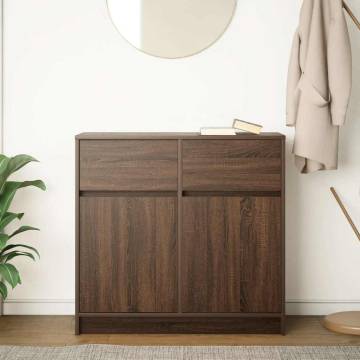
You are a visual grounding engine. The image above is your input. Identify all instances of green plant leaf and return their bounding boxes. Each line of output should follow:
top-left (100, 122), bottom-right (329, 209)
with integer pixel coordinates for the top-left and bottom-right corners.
top-left (0, 155), bottom-right (10, 188)
top-left (0, 180), bottom-right (46, 219)
top-left (0, 263), bottom-right (20, 288)
top-left (21, 180), bottom-right (46, 191)
top-left (7, 154), bottom-right (39, 176)
top-left (0, 155), bottom-right (10, 168)
top-left (0, 155), bottom-right (39, 193)
top-left (2, 251), bottom-right (36, 262)
top-left (0, 281), bottom-right (7, 300)
top-left (0, 212), bottom-right (24, 232)
top-left (0, 234), bottom-right (9, 250)
top-left (0, 244), bottom-right (40, 259)
top-left (9, 226), bottom-right (39, 239)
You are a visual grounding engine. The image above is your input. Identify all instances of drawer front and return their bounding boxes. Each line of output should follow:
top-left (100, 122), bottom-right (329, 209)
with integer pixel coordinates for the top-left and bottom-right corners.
top-left (80, 140), bottom-right (178, 191)
top-left (182, 140), bottom-right (282, 191)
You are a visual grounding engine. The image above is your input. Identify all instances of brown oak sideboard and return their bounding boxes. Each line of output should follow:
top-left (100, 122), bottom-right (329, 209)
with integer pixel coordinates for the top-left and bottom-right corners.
top-left (75, 132), bottom-right (285, 334)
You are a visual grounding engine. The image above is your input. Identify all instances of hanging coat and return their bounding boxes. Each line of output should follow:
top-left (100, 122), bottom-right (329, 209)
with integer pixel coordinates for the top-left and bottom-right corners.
top-left (286, 0), bottom-right (352, 173)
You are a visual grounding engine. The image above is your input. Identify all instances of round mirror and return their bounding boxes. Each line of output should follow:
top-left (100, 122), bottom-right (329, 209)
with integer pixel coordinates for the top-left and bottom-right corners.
top-left (107, 0), bottom-right (237, 59)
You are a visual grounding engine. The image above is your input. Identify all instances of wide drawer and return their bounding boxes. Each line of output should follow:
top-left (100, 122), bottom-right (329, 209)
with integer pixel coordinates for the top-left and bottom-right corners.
top-left (80, 140), bottom-right (178, 191)
top-left (182, 140), bottom-right (282, 191)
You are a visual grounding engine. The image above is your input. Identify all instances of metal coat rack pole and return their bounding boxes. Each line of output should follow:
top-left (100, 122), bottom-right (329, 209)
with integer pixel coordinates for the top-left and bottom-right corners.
top-left (343, 1), bottom-right (360, 31)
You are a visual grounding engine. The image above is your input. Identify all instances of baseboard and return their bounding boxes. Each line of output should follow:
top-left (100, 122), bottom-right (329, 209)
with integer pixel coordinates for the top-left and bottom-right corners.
top-left (3, 299), bottom-right (75, 315)
top-left (286, 300), bottom-right (360, 316)
top-left (3, 299), bottom-right (360, 316)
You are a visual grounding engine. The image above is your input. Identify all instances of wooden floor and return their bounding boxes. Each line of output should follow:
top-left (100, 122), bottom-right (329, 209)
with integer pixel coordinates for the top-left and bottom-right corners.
top-left (0, 316), bottom-right (359, 346)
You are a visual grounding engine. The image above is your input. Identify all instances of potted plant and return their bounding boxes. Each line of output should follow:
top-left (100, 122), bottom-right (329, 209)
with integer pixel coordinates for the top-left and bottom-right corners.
top-left (0, 154), bottom-right (46, 314)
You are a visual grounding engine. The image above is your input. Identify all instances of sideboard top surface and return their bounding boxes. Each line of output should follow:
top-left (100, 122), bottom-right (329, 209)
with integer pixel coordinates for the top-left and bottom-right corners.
top-left (76, 132), bottom-right (285, 140)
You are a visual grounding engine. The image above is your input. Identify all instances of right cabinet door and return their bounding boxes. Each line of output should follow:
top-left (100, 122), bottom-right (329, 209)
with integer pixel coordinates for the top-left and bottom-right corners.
top-left (181, 196), bottom-right (282, 313)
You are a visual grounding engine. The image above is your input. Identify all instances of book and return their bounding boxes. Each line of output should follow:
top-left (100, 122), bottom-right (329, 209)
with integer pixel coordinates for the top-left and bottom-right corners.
top-left (232, 119), bottom-right (263, 135)
top-left (200, 127), bottom-right (238, 136)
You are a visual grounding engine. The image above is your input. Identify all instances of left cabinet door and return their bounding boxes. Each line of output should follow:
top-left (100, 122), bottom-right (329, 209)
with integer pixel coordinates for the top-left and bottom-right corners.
top-left (79, 196), bottom-right (178, 313)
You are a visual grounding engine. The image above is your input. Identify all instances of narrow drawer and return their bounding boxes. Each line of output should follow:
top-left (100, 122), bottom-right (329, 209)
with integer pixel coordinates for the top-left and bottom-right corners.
top-left (182, 140), bottom-right (282, 191)
top-left (80, 140), bottom-right (178, 191)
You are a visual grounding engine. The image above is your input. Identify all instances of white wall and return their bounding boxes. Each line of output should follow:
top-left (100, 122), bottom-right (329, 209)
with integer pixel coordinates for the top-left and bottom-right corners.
top-left (2, 0), bottom-right (360, 315)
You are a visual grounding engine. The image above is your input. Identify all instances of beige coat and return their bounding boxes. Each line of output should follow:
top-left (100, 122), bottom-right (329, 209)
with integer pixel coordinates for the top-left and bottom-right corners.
top-left (287, 0), bottom-right (352, 173)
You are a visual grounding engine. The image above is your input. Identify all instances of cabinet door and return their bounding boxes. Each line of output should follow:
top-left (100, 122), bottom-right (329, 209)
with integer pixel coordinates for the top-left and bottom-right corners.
top-left (182, 196), bottom-right (281, 313)
top-left (80, 196), bottom-right (177, 313)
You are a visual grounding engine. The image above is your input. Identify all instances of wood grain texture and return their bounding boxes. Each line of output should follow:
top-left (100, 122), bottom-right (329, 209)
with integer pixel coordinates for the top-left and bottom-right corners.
top-left (77, 133), bottom-right (285, 334)
top-left (79, 317), bottom-right (281, 334)
top-left (181, 197), bottom-right (281, 313)
top-left (240, 197), bottom-right (282, 313)
top-left (79, 196), bottom-right (178, 313)
top-left (75, 139), bottom-right (80, 334)
top-left (182, 140), bottom-right (282, 191)
top-left (80, 140), bottom-right (178, 191)
top-left (281, 137), bottom-right (286, 331)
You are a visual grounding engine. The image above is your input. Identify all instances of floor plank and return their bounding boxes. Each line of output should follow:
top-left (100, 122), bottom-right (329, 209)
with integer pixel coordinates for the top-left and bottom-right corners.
top-left (0, 316), bottom-right (359, 346)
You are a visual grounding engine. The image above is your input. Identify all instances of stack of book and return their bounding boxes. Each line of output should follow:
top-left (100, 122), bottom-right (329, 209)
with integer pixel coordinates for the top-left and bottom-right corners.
top-left (200, 119), bottom-right (263, 136)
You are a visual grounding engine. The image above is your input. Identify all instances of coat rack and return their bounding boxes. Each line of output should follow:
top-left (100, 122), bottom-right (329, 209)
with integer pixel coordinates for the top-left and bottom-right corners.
top-left (323, 187), bottom-right (360, 336)
top-left (330, 187), bottom-right (360, 242)
top-left (343, 1), bottom-right (360, 31)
